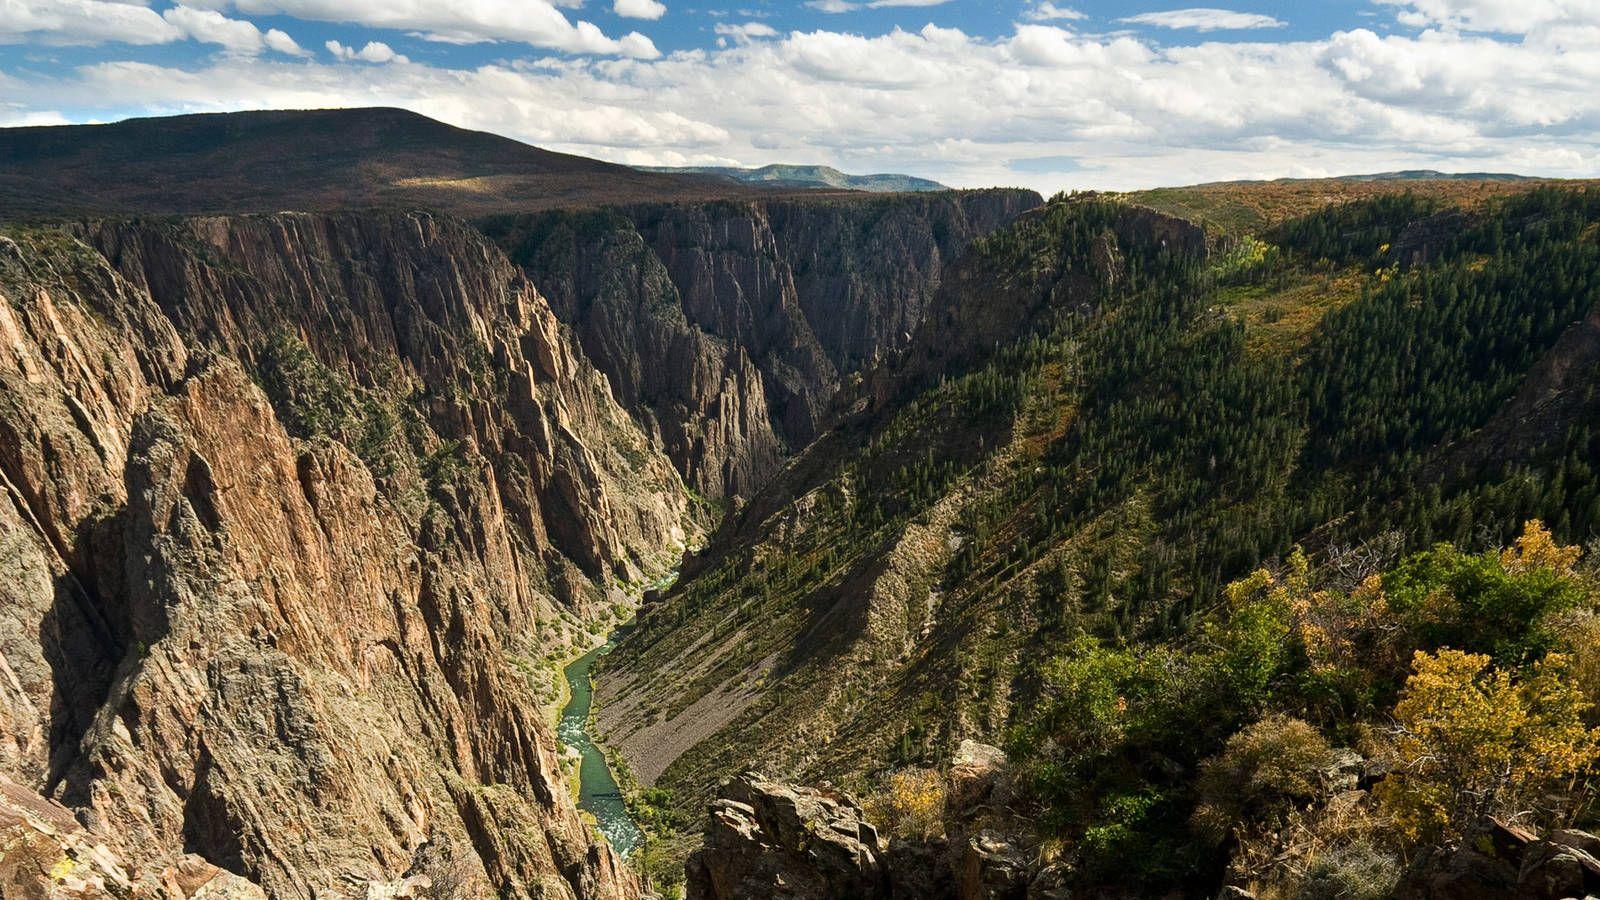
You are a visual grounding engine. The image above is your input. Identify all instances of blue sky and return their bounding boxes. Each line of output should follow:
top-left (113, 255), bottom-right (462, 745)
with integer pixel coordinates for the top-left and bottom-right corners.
top-left (2, 1), bottom-right (1597, 192)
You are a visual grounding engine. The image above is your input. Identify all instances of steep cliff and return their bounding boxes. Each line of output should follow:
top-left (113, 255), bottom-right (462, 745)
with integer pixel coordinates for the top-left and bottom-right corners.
top-left (0, 212), bottom-right (692, 897)
top-left (483, 189), bottom-right (1040, 501)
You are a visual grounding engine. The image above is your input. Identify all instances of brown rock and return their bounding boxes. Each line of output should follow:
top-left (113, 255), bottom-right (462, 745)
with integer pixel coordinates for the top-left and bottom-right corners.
top-left (1, 215), bottom-right (676, 899)
top-left (686, 774), bottom-right (889, 900)
top-left (957, 831), bottom-right (1029, 900)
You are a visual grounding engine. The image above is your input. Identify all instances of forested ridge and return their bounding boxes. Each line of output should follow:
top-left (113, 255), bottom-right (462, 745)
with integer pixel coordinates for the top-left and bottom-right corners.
top-left (607, 184), bottom-right (1600, 896)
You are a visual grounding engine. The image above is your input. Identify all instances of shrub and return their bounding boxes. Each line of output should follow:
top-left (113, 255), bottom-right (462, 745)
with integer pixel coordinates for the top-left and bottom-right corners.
top-left (1298, 839), bottom-right (1402, 900)
top-left (1377, 648), bottom-right (1600, 844)
top-left (1383, 521), bottom-right (1589, 666)
top-left (865, 768), bottom-right (946, 839)
top-left (1193, 715), bottom-right (1333, 844)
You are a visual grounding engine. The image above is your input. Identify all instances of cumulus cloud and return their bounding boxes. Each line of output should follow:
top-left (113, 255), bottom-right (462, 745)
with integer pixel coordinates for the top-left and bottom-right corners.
top-left (1378, 0), bottom-right (1600, 32)
top-left (1120, 7), bottom-right (1287, 31)
top-left (325, 39), bottom-right (407, 63)
top-left (0, 0), bottom-right (180, 45)
top-left (1022, 3), bottom-right (1086, 22)
top-left (8, 13), bottom-right (1600, 193)
top-left (614, 0), bottom-right (666, 19)
top-left (162, 5), bottom-right (308, 56)
top-left (0, 1), bottom-right (307, 55)
top-left (185, 0), bottom-right (661, 57)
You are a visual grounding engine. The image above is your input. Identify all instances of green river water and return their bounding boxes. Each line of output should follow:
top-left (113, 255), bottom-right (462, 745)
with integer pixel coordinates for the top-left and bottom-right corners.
top-left (558, 635), bottom-right (643, 858)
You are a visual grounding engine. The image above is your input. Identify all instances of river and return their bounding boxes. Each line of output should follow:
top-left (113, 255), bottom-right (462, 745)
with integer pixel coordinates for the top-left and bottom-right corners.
top-left (557, 634), bottom-right (644, 858)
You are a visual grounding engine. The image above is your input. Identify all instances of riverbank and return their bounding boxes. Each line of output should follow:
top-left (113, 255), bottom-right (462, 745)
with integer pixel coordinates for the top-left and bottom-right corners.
top-left (559, 632), bottom-right (645, 857)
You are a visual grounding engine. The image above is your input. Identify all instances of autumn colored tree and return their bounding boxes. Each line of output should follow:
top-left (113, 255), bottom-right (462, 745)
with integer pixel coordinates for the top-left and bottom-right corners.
top-left (866, 768), bottom-right (947, 839)
top-left (1377, 648), bottom-right (1600, 844)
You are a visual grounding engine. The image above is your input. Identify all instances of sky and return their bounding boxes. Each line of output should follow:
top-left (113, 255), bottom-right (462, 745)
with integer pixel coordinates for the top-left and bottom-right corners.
top-left (2, 0), bottom-right (1598, 193)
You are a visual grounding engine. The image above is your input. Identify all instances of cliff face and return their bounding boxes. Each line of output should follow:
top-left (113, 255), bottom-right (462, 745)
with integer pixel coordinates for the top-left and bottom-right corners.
top-left (0, 213), bottom-right (690, 898)
top-left (485, 189), bottom-right (1041, 501)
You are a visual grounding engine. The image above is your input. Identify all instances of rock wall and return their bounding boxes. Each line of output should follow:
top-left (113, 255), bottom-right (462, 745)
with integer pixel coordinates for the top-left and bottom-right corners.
top-left (0, 213), bottom-right (690, 898)
top-left (485, 189), bottom-right (1041, 501)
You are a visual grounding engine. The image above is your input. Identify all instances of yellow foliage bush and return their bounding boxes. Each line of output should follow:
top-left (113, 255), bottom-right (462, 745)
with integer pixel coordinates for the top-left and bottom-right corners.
top-left (1501, 519), bottom-right (1581, 577)
top-left (1377, 648), bottom-right (1600, 844)
top-left (866, 768), bottom-right (947, 839)
top-left (1193, 714), bottom-right (1333, 844)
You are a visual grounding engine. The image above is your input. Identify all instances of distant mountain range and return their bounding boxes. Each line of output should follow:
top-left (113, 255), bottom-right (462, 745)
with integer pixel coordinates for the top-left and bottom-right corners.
top-left (0, 108), bottom-right (804, 219)
top-left (1327, 169), bottom-right (1536, 182)
top-left (640, 163), bottom-right (948, 193)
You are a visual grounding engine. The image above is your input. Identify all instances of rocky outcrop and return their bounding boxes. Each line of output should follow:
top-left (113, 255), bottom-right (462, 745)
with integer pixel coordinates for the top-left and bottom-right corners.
top-left (1, 214), bottom-right (685, 897)
top-left (486, 190), bottom-right (1040, 500)
top-left (0, 773), bottom-right (265, 898)
top-left (1398, 820), bottom-right (1600, 900)
top-left (683, 744), bottom-right (1051, 900)
top-left (685, 775), bottom-right (889, 900)
top-left (1395, 816), bottom-right (1600, 890)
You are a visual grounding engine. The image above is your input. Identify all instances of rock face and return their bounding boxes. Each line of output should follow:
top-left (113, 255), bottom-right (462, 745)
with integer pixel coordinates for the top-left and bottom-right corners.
top-left (0, 214), bottom-right (688, 897)
top-left (485, 190), bottom-right (1040, 500)
top-left (685, 775), bottom-right (889, 900)
top-left (0, 773), bottom-right (265, 899)
top-left (1398, 820), bottom-right (1600, 900)
top-left (684, 745), bottom-right (1048, 900)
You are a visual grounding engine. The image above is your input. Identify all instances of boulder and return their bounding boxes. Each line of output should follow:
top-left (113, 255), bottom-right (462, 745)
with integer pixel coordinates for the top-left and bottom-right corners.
top-left (1518, 830), bottom-right (1600, 899)
top-left (958, 830), bottom-right (1029, 900)
top-left (947, 742), bottom-right (1010, 829)
top-left (686, 774), bottom-right (890, 900)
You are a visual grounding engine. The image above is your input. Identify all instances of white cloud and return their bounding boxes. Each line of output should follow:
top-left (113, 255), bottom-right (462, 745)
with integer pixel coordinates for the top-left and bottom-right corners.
top-left (1378, 0), bottom-right (1600, 32)
top-left (1022, 3), bottom-right (1086, 22)
top-left (715, 22), bottom-right (778, 44)
top-left (1120, 8), bottom-right (1287, 31)
top-left (0, 1), bottom-right (308, 55)
top-left (9, 15), bottom-right (1600, 194)
top-left (614, 0), bottom-right (666, 19)
top-left (325, 39), bottom-right (408, 63)
top-left (803, 0), bottom-right (950, 10)
top-left (263, 28), bottom-right (308, 56)
top-left (185, 0), bottom-right (661, 57)
top-left (0, 0), bottom-right (180, 45)
top-left (162, 5), bottom-right (307, 56)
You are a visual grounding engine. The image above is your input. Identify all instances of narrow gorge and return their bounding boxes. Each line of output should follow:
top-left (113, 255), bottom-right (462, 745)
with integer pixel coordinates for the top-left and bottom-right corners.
top-left (0, 116), bottom-right (1040, 897)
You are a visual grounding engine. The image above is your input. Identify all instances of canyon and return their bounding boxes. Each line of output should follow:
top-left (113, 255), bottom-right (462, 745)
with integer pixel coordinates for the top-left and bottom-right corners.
top-left (7, 107), bottom-right (1600, 900)
top-left (0, 109), bottom-right (1038, 898)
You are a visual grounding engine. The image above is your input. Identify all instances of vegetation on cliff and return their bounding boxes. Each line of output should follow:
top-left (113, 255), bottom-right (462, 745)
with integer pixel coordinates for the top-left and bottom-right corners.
top-left (603, 183), bottom-right (1600, 893)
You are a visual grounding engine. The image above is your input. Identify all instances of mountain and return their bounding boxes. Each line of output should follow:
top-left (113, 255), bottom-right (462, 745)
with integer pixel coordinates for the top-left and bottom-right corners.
top-left (594, 178), bottom-right (1600, 896)
top-left (9, 103), bottom-right (1600, 900)
top-left (1129, 172), bottom-right (1588, 235)
top-left (0, 108), bottom-right (1037, 898)
top-left (0, 107), bottom-right (784, 219)
top-left (640, 164), bottom-right (949, 193)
